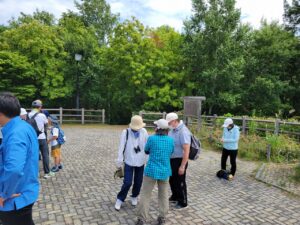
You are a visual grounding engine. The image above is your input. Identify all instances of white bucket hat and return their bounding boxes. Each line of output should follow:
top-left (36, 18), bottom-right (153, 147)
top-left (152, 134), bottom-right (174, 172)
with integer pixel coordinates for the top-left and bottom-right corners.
top-left (222, 118), bottom-right (234, 128)
top-left (154, 119), bottom-right (169, 130)
top-left (20, 108), bottom-right (27, 116)
top-left (129, 115), bottom-right (146, 130)
top-left (166, 112), bottom-right (178, 122)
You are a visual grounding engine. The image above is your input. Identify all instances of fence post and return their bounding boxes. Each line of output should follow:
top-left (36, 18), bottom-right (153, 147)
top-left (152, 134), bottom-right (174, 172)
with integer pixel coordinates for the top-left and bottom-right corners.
top-left (59, 107), bottom-right (63, 124)
top-left (81, 108), bottom-right (85, 125)
top-left (139, 111), bottom-right (143, 117)
top-left (274, 119), bottom-right (280, 135)
top-left (163, 112), bottom-right (166, 119)
top-left (213, 114), bottom-right (217, 129)
top-left (242, 116), bottom-right (247, 135)
top-left (102, 109), bottom-right (105, 124)
top-left (266, 144), bottom-right (271, 162)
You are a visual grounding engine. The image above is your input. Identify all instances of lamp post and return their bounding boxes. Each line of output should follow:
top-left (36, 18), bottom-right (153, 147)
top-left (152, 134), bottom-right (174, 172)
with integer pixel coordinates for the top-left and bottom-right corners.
top-left (75, 53), bottom-right (82, 109)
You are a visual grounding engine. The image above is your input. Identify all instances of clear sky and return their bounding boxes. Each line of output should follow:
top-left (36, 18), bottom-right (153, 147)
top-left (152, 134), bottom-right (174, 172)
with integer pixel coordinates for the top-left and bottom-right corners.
top-left (0, 0), bottom-right (291, 31)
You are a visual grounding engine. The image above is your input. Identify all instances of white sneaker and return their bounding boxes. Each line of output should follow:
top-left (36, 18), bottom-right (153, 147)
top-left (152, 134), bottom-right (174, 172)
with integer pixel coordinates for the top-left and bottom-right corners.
top-left (131, 197), bottom-right (138, 206)
top-left (115, 199), bottom-right (123, 211)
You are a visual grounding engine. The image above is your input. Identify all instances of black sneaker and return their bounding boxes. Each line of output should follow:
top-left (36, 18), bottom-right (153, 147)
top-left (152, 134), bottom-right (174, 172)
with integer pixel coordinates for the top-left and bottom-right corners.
top-left (157, 216), bottom-right (166, 225)
top-left (135, 219), bottom-right (144, 225)
top-left (51, 166), bottom-right (59, 173)
top-left (174, 203), bottom-right (188, 210)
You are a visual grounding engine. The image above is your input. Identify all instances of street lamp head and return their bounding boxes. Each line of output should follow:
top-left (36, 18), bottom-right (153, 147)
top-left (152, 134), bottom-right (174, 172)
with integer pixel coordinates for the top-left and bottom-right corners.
top-left (75, 53), bottom-right (82, 61)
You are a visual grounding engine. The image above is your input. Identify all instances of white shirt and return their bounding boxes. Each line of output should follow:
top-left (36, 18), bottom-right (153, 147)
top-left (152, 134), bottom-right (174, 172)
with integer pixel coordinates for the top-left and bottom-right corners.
top-left (116, 128), bottom-right (148, 167)
top-left (50, 127), bottom-right (59, 146)
top-left (28, 110), bottom-right (48, 140)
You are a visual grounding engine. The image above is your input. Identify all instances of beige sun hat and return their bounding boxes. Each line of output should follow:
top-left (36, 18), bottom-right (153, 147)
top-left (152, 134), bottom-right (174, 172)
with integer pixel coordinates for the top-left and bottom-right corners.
top-left (129, 115), bottom-right (146, 130)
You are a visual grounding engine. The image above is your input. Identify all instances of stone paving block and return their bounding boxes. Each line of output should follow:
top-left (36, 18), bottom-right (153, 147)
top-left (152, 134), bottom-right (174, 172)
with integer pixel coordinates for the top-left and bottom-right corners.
top-left (31, 127), bottom-right (300, 225)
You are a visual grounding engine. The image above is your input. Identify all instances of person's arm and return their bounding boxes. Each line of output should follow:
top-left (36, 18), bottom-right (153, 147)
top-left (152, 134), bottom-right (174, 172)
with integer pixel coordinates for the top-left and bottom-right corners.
top-left (223, 129), bottom-right (240, 143)
top-left (47, 128), bottom-right (58, 144)
top-left (0, 135), bottom-right (27, 206)
top-left (144, 137), bottom-right (151, 155)
top-left (179, 130), bottom-right (191, 175)
top-left (116, 130), bottom-right (126, 168)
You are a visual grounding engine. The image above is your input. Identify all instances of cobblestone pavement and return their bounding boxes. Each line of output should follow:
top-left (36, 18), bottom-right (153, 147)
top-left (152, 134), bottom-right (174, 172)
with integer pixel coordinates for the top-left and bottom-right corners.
top-left (34, 126), bottom-right (300, 225)
top-left (256, 163), bottom-right (300, 196)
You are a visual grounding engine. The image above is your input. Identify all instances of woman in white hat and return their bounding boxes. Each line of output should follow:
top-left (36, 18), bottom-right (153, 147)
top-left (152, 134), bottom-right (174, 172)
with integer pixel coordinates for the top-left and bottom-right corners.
top-left (220, 118), bottom-right (240, 180)
top-left (115, 115), bottom-right (148, 211)
top-left (136, 119), bottom-right (174, 225)
top-left (20, 108), bottom-right (28, 120)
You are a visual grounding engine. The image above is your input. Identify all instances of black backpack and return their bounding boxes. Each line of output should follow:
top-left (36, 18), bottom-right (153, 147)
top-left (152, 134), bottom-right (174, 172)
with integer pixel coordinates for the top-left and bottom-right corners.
top-left (189, 135), bottom-right (201, 160)
top-left (26, 113), bottom-right (42, 136)
top-left (216, 170), bottom-right (229, 180)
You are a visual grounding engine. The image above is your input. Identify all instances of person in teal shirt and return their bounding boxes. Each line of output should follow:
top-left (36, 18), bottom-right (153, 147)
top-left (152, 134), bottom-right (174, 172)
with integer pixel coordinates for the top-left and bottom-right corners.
top-left (136, 119), bottom-right (174, 225)
top-left (221, 118), bottom-right (240, 180)
top-left (0, 92), bottom-right (39, 225)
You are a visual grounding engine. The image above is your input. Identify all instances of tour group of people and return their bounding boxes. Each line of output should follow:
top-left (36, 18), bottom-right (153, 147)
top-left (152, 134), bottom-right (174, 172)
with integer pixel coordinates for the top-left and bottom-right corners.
top-left (115, 114), bottom-right (240, 225)
top-left (0, 92), bottom-right (64, 225)
top-left (0, 91), bottom-right (240, 225)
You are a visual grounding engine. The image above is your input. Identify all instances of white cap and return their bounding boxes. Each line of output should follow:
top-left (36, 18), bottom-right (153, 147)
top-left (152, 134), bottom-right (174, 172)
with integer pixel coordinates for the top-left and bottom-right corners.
top-left (154, 119), bottom-right (169, 129)
top-left (166, 112), bottom-right (178, 122)
top-left (20, 108), bottom-right (27, 116)
top-left (222, 118), bottom-right (234, 128)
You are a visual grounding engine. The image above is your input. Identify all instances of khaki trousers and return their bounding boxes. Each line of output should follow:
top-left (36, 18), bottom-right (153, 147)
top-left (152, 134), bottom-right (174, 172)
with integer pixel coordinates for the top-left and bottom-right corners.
top-left (137, 176), bottom-right (169, 221)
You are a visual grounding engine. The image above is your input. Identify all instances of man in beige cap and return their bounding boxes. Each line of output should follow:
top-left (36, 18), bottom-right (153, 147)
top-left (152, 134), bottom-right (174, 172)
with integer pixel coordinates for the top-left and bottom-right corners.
top-left (166, 112), bottom-right (191, 210)
top-left (115, 115), bottom-right (148, 211)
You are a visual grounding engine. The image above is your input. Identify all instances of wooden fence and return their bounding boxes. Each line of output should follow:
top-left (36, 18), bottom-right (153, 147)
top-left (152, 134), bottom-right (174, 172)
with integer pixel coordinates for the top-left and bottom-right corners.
top-left (28, 108), bottom-right (105, 124)
top-left (138, 111), bottom-right (300, 139)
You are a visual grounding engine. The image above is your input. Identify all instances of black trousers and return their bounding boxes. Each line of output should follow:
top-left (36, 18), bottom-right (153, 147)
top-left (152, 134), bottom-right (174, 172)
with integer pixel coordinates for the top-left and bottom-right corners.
top-left (169, 158), bottom-right (188, 206)
top-left (221, 148), bottom-right (238, 176)
top-left (39, 139), bottom-right (50, 174)
top-left (0, 204), bottom-right (34, 225)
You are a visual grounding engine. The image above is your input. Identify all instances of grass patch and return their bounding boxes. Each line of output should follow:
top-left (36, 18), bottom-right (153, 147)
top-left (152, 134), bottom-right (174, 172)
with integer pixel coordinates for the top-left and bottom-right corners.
top-left (294, 164), bottom-right (300, 183)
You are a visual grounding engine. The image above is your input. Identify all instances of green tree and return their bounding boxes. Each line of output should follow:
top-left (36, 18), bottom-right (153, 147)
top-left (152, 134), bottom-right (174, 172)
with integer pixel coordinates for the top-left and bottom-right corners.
top-left (0, 51), bottom-right (36, 101)
top-left (284, 0), bottom-right (300, 34)
top-left (9, 10), bottom-right (56, 27)
top-left (241, 21), bottom-right (299, 116)
top-left (183, 0), bottom-right (247, 114)
top-left (75, 0), bottom-right (118, 44)
top-left (59, 12), bottom-right (102, 109)
top-left (0, 20), bottom-right (70, 103)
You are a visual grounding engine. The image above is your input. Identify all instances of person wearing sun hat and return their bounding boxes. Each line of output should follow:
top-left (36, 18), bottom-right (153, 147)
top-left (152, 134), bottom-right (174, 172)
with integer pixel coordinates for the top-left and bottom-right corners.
top-left (115, 115), bottom-right (148, 211)
top-left (136, 119), bottom-right (174, 225)
top-left (220, 118), bottom-right (240, 180)
top-left (20, 108), bottom-right (27, 120)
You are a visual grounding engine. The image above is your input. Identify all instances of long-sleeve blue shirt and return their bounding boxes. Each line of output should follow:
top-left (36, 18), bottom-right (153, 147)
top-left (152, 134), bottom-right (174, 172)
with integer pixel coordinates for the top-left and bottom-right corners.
top-left (222, 125), bottom-right (240, 150)
top-left (0, 117), bottom-right (39, 211)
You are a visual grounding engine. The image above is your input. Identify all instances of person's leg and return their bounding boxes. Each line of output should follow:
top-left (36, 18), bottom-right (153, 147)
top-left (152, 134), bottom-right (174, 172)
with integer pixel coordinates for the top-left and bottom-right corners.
top-left (221, 148), bottom-right (230, 171)
top-left (169, 158), bottom-right (180, 201)
top-left (0, 204), bottom-right (34, 225)
top-left (117, 164), bottom-right (134, 202)
top-left (39, 139), bottom-right (50, 174)
top-left (136, 176), bottom-right (156, 222)
top-left (229, 150), bottom-right (238, 176)
top-left (158, 179), bottom-right (169, 218)
top-left (132, 165), bottom-right (145, 198)
top-left (177, 162), bottom-right (188, 207)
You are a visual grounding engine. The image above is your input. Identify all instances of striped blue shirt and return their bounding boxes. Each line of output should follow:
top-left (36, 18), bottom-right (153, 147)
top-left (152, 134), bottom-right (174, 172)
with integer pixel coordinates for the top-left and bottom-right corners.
top-left (144, 134), bottom-right (174, 181)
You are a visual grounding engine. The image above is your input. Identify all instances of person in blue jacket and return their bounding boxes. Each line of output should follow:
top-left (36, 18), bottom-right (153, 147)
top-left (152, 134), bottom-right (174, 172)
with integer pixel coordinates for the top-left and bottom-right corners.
top-left (0, 92), bottom-right (39, 225)
top-left (221, 118), bottom-right (240, 180)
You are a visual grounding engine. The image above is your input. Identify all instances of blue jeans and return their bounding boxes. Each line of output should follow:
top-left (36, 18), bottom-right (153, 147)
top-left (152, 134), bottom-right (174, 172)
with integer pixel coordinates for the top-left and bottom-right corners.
top-left (117, 163), bottom-right (144, 202)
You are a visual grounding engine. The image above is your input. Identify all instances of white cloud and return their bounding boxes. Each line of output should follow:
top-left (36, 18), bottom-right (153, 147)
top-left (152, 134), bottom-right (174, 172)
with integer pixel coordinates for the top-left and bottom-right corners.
top-left (236, 0), bottom-right (288, 28)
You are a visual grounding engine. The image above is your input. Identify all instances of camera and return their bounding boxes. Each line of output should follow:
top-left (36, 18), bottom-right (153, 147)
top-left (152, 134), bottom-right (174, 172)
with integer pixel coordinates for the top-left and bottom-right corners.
top-left (134, 146), bottom-right (141, 154)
